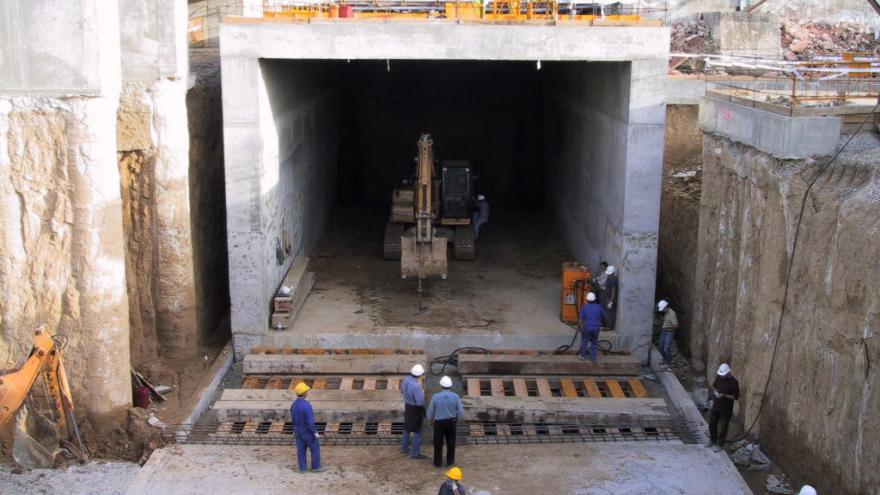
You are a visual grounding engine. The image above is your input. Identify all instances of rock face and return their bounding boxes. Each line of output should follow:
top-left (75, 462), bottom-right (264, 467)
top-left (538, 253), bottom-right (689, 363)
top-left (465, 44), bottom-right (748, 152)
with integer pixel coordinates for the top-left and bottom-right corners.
top-left (118, 79), bottom-right (198, 363)
top-left (0, 96), bottom-right (132, 429)
top-left (692, 133), bottom-right (880, 495)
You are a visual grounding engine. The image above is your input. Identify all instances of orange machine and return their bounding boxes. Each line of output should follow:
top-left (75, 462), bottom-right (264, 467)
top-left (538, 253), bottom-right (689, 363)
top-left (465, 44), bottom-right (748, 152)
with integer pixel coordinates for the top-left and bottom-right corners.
top-left (561, 262), bottom-right (591, 323)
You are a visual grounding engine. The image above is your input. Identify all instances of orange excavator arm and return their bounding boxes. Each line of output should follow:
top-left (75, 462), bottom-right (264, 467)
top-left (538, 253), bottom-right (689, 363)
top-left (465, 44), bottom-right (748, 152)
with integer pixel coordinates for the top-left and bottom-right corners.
top-left (0, 326), bottom-right (86, 463)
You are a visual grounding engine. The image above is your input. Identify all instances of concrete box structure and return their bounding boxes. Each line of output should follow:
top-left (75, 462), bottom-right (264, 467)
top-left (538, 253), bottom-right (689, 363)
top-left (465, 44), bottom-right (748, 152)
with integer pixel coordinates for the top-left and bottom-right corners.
top-left (220, 22), bottom-right (670, 361)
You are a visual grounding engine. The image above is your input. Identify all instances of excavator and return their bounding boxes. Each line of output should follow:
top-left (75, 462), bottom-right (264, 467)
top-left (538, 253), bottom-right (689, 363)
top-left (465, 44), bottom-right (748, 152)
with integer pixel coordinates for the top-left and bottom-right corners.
top-left (383, 134), bottom-right (476, 280)
top-left (0, 325), bottom-right (88, 467)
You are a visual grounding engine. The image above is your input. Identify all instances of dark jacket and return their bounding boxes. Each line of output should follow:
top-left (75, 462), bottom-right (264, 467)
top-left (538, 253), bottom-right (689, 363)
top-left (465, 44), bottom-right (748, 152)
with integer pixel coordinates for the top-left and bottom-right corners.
top-left (579, 302), bottom-right (607, 329)
top-left (711, 375), bottom-right (740, 415)
top-left (438, 480), bottom-right (467, 495)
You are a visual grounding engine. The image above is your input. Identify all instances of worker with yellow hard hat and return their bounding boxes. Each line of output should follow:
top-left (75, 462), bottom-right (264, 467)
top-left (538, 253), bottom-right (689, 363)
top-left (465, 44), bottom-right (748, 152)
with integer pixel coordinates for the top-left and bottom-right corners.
top-left (437, 466), bottom-right (467, 495)
top-left (290, 382), bottom-right (326, 473)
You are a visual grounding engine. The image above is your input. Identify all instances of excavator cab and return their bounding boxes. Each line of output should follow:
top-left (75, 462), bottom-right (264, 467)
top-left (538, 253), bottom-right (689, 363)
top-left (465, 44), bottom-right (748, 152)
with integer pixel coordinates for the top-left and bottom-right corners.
top-left (0, 326), bottom-right (87, 468)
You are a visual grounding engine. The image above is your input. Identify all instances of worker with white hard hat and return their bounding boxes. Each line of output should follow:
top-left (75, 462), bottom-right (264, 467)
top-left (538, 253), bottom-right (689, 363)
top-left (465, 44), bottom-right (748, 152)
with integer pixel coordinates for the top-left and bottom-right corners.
top-left (578, 292), bottom-right (607, 362)
top-left (401, 364), bottom-right (427, 459)
top-left (656, 300), bottom-right (679, 363)
top-left (427, 376), bottom-right (464, 468)
top-left (598, 264), bottom-right (618, 330)
top-left (472, 194), bottom-right (490, 239)
top-left (290, 382), bottom-right (326, 472)
top-left (438, 466), bottom-right (467, 495)
top-left (708, 363), bottom-right (740, 452)
top-left (797, 485), bottom-right (817, 495)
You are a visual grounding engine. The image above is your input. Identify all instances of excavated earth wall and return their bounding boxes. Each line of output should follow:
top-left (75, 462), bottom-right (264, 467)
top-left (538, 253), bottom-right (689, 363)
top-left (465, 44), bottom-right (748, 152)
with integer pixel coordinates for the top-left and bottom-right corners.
top-left (692, 133), bottom-right (880, 495)
top-left (657, 104), bottom-right (703, 359)
top-left (0, 96), bottom-right (131, 430)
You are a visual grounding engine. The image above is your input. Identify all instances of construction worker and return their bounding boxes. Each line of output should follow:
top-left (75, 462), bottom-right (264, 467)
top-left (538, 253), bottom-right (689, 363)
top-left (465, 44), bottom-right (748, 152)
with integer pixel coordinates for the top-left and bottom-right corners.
top-left (401, 364), bottom-right (427, 459)
top-left (797, 485), bottom-right (817, 495)
top-left (428, 375), bottom-right (464, 468)
top-left (437, 466), bottom-right (467, 495)
top-left (708, 363), bottom-right (740, 451)
top-left (290, 382), bottom-right (326, 472)
top-left (598, 265), bottom-right (618, 330)
top-left (578, 292), bottom-right (606, 362)
top-left (472, 194), bottom-right (489, 239)
top-left (657, 300), bottom-right (678, 363)
top-left (593, 261), bottom-right (609, 294)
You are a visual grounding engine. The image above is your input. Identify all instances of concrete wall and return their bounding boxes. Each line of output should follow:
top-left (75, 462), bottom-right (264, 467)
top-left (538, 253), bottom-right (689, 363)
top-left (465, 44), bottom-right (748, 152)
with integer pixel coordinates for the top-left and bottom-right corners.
top-left (0, 0), bottom-right (131, 428)
top-left (543, 60), bottom-right (667, 361)
top-left (692, 133), bottom-right (880, 495)
top-left (223, 57), bottom-right (339, 355)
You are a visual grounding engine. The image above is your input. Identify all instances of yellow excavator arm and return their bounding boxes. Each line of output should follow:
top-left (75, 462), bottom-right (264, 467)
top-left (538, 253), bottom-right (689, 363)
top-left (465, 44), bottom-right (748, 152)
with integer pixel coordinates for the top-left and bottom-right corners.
top-left (0, 325), bottom-right (87, 465)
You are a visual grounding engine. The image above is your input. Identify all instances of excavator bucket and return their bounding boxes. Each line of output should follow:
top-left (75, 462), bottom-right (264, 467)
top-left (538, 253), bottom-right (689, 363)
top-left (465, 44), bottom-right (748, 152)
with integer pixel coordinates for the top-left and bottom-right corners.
top-left (10, 404), bottom-right (60, 468)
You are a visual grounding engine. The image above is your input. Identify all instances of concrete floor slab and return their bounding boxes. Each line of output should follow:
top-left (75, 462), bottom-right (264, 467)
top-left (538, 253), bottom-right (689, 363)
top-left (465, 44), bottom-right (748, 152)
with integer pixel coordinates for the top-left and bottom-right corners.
top-left (126, 443), bottom-right (752, 495)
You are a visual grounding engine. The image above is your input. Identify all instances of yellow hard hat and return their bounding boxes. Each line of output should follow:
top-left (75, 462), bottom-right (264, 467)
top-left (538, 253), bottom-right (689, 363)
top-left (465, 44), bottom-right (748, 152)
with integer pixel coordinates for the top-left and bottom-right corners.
top-left (294, 382), bottom-right (311, 396)
top-left (446, 466), bottom-right (462, 481)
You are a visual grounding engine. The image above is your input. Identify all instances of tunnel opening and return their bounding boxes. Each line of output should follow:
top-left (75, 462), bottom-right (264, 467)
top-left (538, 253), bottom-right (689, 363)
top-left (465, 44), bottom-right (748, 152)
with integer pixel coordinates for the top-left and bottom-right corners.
top-left (227, 49), bottom-right (662, 356)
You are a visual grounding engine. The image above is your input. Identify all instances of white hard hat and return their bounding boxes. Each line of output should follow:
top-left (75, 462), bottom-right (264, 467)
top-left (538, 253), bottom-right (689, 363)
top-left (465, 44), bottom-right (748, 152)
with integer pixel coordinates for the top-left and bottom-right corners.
top-left (586, 292), bottom-right (596, 302)
top-left (411, 364), bottom-right (425, 377)
top-left (279, 285), bottom-right (292, 296)
top-left (439, 376), bottom-right (453, 388)
top-left (717, 363), bottom-right (731, 376)
top-left (477, 194), bottom-right (486, 201)
top-left (797, 486), bottom-right (817, 495)
top-left (606, 265), bottom-right (616, 275)
top-left (657, 300), bottom-right (669, 311)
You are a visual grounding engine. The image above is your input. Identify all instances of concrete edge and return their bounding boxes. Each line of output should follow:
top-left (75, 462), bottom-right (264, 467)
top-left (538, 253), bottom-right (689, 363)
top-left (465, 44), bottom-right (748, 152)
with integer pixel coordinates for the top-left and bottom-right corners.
top-left (181, 342), bottom-right (234, 426)
top-left (649, 347), bottom-right (709, 445)
top-left (124, 447), bottom-right (169, 495)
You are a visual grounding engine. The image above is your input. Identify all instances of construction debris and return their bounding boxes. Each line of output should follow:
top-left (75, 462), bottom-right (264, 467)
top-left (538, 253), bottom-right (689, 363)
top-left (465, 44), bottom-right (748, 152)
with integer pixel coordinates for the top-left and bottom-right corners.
top-left (765, 473), bottom-right (795, 494)
top-left (729, 440), bottom-right (771, 471)
top-left (782, 18), bottom-right (880, 61)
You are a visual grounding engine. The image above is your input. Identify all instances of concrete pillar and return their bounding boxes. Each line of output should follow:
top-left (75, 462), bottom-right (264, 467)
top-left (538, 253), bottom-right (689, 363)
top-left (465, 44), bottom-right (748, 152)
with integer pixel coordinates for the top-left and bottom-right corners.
top-left (0, 0), bottom-right (131, 427)
top-left (616, 59), bottom-right (667, 362)
top-left (118, 0), bottom-right (198, 360)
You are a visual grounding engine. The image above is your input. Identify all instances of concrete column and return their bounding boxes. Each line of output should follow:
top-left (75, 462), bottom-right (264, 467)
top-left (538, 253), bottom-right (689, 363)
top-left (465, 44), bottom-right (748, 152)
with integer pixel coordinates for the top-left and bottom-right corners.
top-left (0, 0), bottom-right (131, 427)
top-left (617, 59), bottom-right (667, 362)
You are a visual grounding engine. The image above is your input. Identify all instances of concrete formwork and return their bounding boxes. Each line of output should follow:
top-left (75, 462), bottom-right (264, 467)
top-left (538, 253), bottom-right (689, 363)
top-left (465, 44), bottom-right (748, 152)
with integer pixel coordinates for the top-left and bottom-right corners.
top-left (220, 22), bottom-right (670, 361)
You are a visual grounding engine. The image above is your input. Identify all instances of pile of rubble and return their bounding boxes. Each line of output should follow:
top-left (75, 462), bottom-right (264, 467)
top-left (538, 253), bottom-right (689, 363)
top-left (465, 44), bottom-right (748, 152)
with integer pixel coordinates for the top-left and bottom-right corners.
top-left (782, 18), bottom-right (880, 61)
top-left (671, 18), bottom-right (717, 54)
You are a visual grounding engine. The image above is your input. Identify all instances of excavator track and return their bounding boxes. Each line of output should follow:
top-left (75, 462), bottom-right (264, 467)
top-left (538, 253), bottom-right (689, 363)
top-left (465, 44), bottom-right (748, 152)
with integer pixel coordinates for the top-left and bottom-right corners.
top-left (453, 226), bottom-right (475, 261)
top-left (383, 223), bottom-right (404, 260)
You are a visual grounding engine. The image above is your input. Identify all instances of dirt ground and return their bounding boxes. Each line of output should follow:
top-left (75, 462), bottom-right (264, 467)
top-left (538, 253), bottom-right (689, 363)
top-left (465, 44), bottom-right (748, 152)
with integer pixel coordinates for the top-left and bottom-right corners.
top-left (275, 207), bottom-right (577, 345)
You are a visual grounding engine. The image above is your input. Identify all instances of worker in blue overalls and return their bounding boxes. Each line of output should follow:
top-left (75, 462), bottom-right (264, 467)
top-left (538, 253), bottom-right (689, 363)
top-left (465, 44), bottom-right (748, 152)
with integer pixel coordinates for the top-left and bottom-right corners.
top-left (290, 382), bottom-right (326, 473)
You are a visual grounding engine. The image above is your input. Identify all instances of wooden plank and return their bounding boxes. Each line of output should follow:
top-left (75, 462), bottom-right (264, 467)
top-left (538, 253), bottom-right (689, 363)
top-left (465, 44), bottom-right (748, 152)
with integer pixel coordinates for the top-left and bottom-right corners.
top-left (242, 377), bottom-right (262, 389)
top-left (467, 378), bottom-right (482, 398)
top-left (582, 379), bottom-right (602, 398)
top-left (312, 378), bottom-right (327, 390)
top-left (219, 389), bottom-right (403, 402)
top-left (606, 380), bottom-right (626, 398)
top-left (536, 379), bottom-right (553, 398)
top-left (457, 353), bottom-right (641, 376)
top-left (490, 379), bottom-right (505, 397)
top-left (324, 422), bottom-right (339, 434)
top-left (512, 378), bottom-right (528, 398)
top-left (340, 378), bottom-right (354, 390)
top-left (628, 378), bottom-right (648, 398)
top-left (387, 378), bottom-right (400, 391)
top-left (469, 423), bottom-right (485, 437)
top-left (363, 378), bottom-right (376, 391)
top-left (287, 378), bottom-right (304, 391)
top-left (560, 379), bottom-right (578, 398)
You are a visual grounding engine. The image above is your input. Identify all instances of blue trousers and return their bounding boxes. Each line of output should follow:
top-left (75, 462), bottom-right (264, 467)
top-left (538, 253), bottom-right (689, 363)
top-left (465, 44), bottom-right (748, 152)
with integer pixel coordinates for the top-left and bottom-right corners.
top-left (659, 330), bottom-right (675, 362)
top-left (400, 429), bottom-right (422, 457)
top-left (472, 213), bottom-right (488, 239)
top-left (579, 327), bottom-right (600, 362)
top-left (294, 433), bottom-right (321, 471)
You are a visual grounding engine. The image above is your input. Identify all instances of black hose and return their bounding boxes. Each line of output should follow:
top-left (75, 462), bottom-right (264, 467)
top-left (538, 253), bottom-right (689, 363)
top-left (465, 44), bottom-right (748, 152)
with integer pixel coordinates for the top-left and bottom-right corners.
top-left (429, 347), bottom-right (490, 376)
